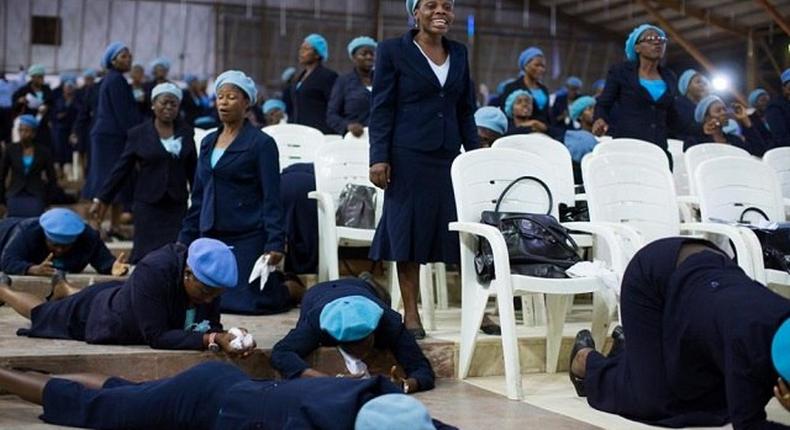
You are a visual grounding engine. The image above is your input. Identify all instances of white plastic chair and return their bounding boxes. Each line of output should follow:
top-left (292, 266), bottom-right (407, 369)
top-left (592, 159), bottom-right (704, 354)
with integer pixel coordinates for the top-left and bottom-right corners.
top-left (763, 147), bottom-right (790, 206)
top-left (323, 134), bottom-right (343, 144)
top-left (343, 127), bottom-right (369, 144)
top-left (694, 156), bottom-right (789, 287)
top-left (667, 139), bottom-right (689, 196)
top-left (592, 138), bottom-right (670, 170)
top-left (449, 148), bottom-right (624, 400)
top-left (262, 124), bottom-right (323, 170)
top-left (684, 143), bottom-right (751, 196)
top-left (193, 127), bottom-right (217, 154)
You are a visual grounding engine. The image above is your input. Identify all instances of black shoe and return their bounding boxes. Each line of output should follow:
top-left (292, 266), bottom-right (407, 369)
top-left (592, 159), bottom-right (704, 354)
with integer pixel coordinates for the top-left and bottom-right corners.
top-left (480, 322), bottom-right (502, 336)
top-left (47, 270), bottom-right (68, 301)
top-left (609, 325), bottom-right (625, 357)
top-left (569, 329), bottom-right (596, 397)
top-left (407, 327), bottom-right (426, 340)
top-left (0, 272), bottom-right (11, 287)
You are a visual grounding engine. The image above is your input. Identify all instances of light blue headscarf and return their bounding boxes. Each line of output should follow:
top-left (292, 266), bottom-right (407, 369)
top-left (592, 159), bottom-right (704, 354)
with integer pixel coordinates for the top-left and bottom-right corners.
top-left (694, 95), bottom-right (721, 123)
top-left (304, 34), bottom-right (329, 61)
top-left (678, 69), bottom-right (698, 96)
top-left (624, 24), bottom-right (666, 62)
top-left (18, 114), bottom-right (39, 129)
top-left (101, 41), bottom-right (127, 69)
top-left (592, 79), bottom-right (606, 92)
top-left (262, 99), bottom-right (286, 115)
top-left (82, 68), bottom-right (97, 79)
top-left (782, 69), bottom-right (790, 86)
top-left (151, 82), bottom-right (183, 102)
top-left (496, 78), bottom-right (516, 96)
top-left (518, 47), bottom-right (544, 72)
top-left (281, 67), bottom-right (297, 82)
top-left (569, 96), bottom-right (597, 122)
top-left (149, 57), bottom-right (171, 73)
top-left (772, 318), bottom-right (790, 383)
top-left (214, 70), bottom-right (257, 102)
top-left (504, 89), bottom-right (532, 119)
top-left (748, 89), bottom-right (769, 108)
top-left (566, 76), bottom-right (583, 89)
top-left (27, 64), bottom-right (45, 77)
top-left (183, 74), bottom-right (198, 85)
top-left (474, 107), bottom-right (508, 135)
top-left (347, 36), bottom-right (377, 59)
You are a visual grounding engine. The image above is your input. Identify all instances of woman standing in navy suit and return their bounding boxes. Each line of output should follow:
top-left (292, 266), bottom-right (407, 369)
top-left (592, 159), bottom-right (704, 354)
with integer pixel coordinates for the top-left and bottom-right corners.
top-left (90, 83), bottom-right (196, 263)
top-left (369, 0), bottom-right (479, 338)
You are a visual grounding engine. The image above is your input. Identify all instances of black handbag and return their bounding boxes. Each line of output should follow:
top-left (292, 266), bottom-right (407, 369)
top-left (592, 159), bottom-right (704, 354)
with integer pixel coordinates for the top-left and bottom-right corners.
top-left (335, 184), bottom-right (377, 229)
top-left (737, 206), bottom-right (790, 273)
top-left (474, 176), bottom-right (581, 282)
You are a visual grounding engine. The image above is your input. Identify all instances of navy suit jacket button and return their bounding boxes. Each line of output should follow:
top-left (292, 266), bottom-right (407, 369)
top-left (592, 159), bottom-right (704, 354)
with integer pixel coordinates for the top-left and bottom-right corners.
top-left (438, 112), bottom-right (444, 118)
top-left (439, 91), bottom-right (445, 98)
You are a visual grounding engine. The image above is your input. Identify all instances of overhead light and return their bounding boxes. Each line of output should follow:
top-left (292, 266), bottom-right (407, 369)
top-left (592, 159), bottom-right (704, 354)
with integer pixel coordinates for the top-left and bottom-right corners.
top-left (711, 74), bottom-right (730, 92)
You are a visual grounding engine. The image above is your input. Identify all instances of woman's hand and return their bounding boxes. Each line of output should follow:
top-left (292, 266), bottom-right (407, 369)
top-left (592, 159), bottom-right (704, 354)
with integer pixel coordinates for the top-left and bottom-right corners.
top-left (524, 119), bottom-right (548, 132)
top-left (592, 119), bottom-right (609, 136)
top-left (775, 378), bottom-right (790, 412)
top-left (266, 251), bottom-right (284, 266)
top-left (89, 200), bottom-right (108, 223)
top-left (389, 365), bottom-right (419, 394)
top-left (27, 253), bottom-right (56, 276)
top-left (731, 102), bottom-right (752, 128)
top-left (369, 163), bottom-right (391, 189)
top-left (111, 253), bottom-right (130, 277)
top-left (703, 117), bottom-right (722, 136)
top-left (347, 123), bottom-right (365, 138)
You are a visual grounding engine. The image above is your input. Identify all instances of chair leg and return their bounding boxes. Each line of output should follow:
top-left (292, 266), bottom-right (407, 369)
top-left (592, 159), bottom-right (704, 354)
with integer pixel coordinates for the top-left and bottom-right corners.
top-left (544, 294), bottom-right (573, 374)
top-left (419, 265), bottom-right (436, 331)
top-left (591, 291), bottom-right (613, 349)
top-left (458, 287), bottom-right (489, 379)
top-left (520, 294), bottom-right (546, 326)
top-left (496, 285), bottom-right (523, 400)
top-left (435, 263), bottom-right (448, 310)
top-left (389, 262), bottom-right (402, 311)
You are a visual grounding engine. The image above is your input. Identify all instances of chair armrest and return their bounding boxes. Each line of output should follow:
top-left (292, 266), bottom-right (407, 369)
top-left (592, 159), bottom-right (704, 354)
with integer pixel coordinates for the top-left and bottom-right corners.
top-left (307, 190), bottom-right (335, 212)
top-left (449, 221), bottom-right (512, 281)
top-left (562, 221), bottom-right (628, 274)
top-left (680, 222), bottom-right (762, 282)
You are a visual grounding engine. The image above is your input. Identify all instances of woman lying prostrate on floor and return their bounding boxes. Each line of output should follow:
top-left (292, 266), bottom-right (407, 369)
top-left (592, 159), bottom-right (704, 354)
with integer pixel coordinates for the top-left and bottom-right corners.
top-left (568, 237), bottom-right (790, 429)
top-left (0, 361), bottom-right (457, 429)
top-left (271, 277), bottom-right (436, 394)
top-left (1, 238), bottom-right (256, 353)
top-left (0, 208), bottom-right (129, 277)
top-left (684, 95), bottom-right (771, 157)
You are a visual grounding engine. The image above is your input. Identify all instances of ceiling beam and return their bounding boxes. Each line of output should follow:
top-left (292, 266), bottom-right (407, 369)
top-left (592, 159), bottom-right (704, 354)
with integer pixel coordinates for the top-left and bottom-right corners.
top-left (650, 0), bottom-right (752, 37)
top-left (521, 1), bottom-right (625, 44)
top-left (754, 0), bottom-right (790, 36)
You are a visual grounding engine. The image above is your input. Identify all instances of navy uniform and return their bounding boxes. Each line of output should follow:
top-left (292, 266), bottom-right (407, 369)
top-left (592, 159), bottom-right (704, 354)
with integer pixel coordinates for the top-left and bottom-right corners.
top-left (18, 243), bottom-right (222, 349)
top-left (499, 80), bottom-right (552, 131)
top-left (281, 162), bottom-right (319, 274)
top-left (178, 122), bottom-right (290, 315)
top-left (73, 83), bottom-right (99, 156)
top-left (97, 119), bottom-right (196, 263)
top-left (12, 82), bottom-right (54, 149)
top-left (684, 124), bottom-right (771, 157)
top-left (326, 70), bottom-right (373, 135)
top-left (289, 64), bottom-right (338, 134)
top-left (673, 96), bottom-right (707, 143)
top-left (368, 30), bottom-right (479, 265)
top-left (0, 141), bottom-right (57, 217)
top-left (584, 237), bottom-right (790, 429)
top-left (765, 96), bottom-right (790, 147)
top-left (271, 278), bottom-right (435, 391)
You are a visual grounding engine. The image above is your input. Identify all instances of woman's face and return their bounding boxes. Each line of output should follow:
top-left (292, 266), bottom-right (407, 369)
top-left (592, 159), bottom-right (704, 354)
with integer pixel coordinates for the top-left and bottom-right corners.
top-left (298, 42), bottom-right (321, 66)
top-left (352, 46), bottom-right (376, 72)
top-left (130, 66), bottom-right (145, 84)
top-left (477, 127), bottom-right (501, 148)
top-left (688, 75), bottom-right (709, 101)
top-left (265, 109), bottom-right (285, 126)
top-left (112, 49), bottom-right (133, 73)
top-left (30, 75), bottom-right (44, 88)
top-left (183, 268), bottom-right (224, 306)
top-left (755, 94), bottom-right (770, 112)
top-left (414, 0), bottom-right (455, 36)
top-left (216, 84), bottom-right (249, 123)
top-left (706, 100), bottom-right (728, 124)
top-left (18, 124), bottom-right (36, 143)
top-left (580, 105), bottom-right (595, 125)
top-left (513, 95), bottom-right (533, 119)
top-left (342, 334), bottom-right (376, 361)
top-left (635, 29), bottom-right (667, 61)
top-left (525, 56), bottom-right (546, 81)
top-left (152, 94), bottom-right (180, 122)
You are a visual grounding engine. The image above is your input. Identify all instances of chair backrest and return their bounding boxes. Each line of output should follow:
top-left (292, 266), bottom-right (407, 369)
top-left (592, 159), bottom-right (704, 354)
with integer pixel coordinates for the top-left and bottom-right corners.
top-left (451, 148), bottom-right (560, 223)
top-left (763, 147), bottom-right (790, 200)
top-left (343, 127), bottom-right (370, 144)
top-left (324, 134), bottom-right (343, 144)
top-left (582, 152), bottom-right (680, 243)
top-left (695, 156), bottom-right (785, 224)
top-left (592, 138), bottom-right (670, 170)
top-left (666, 139), bottom-right (689, 195)
top-left (313, 140), bottom-right (380, 208)
top-left (684, 143), bottom-right (750, 195)
top-left (193, 127), bottom-right (217, 155)
top-left (492, 134), bottom-right (575, 206)
top-left (262, 124), bottom-right (324, 170)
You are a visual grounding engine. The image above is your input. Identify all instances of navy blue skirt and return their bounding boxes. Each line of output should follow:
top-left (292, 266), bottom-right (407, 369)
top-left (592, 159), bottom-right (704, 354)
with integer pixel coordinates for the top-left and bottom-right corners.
top-left (281, 163), bottom-right (318, 274)
top-left (6, 191), bottom-right (46, 218)
top-left (83, 132), bottom-right (133, 206)
top-left (41, 361), bottom-right (248, 430)
top-left (369, 148), bottom-right (460, 264)
top-left (131, 196), bottom-right (186, 263)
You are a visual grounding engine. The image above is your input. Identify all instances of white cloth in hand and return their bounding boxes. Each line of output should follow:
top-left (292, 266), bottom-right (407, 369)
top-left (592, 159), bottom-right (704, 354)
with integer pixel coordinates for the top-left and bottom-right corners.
top-left (567, 260), bottom-right (620, 311)
top-left (25, 93), bottom-right (43, 109)
top-left (228, 327), bottom-right (255, 351)
top-left (338, 347), bottom-right (370, 378)
top-left (248, 254), bottom-right (274, 291)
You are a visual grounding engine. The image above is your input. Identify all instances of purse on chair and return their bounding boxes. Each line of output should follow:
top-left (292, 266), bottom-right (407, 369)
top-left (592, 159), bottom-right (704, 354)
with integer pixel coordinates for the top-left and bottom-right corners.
top-left (335, 184), bottom-right (377, 229)
top-left (474, 176), bottom-right (582, 282)
top-left (737, 206), bottom-right (790, 273)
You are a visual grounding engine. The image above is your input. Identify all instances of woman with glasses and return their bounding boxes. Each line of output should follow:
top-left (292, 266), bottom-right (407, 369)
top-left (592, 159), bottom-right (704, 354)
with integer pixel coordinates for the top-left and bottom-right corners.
top-left (592, 25), bottom-right (682, 160)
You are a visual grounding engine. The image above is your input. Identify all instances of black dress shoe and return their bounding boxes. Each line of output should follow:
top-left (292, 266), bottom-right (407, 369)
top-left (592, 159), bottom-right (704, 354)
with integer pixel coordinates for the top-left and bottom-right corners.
top-left (480, 322), bottom-right (502, 336)
top-left (407, 327), bottom-right (426, 340)
top-left (609, 325), bottom-right (625, 357)
top-left (569, 329), bottom-right (596, 397)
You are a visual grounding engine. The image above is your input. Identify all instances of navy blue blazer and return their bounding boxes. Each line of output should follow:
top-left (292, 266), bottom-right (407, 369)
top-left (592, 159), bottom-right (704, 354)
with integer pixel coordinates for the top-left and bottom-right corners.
top-left (499, 79), bottom-right (552, 129)
top-left (765, 97), bottom-right (790, 147)
top-left (289, 64), bottom-right (338, 134)
top-left (0, 143), bottom-right (58, 204)
top-left (0, 218), bottom-right (115, 275)
top-left (83, 244), bottom-right (221, 349)
top-left (91, 69), bottom-right (142, 138)
top-left (326, 70), bottom-right (373, 135)
top-left (270, 278), bottom-right (435, 391)
top-left (684, 124), bottom-right (771, 157)
top-left (178, 122), bottom-right (285, 253)
top-left (73, 84), bottom-right (99, 148)
top-left (369, 30), bottom-right (479, 165)
top-left (672, 96), bottom-right (707, 143)
top-left (749, 112), bottom-right (775, 148)
top-left (97, 119), bottom-right (196, 205)
top-left (595, 61), bottom-right (681, 150)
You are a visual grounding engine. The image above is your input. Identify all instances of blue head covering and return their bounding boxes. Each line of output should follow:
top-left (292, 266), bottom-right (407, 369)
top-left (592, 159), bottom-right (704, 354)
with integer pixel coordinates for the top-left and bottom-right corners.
top-left (624, 24), bottom-right (666, 62)
top-left (304, 34), bottom-right (329, 61)
top-left (39, 208), bottom-right (86, 245)
top-left (18, 114), bottom-right (39, 129)
top-left (504, 89), bottom-right (532, 119)
top-left (151, 82), bottom-right (183, 102)
top-left (518, 47), bottom-right (544, 71)
top-left (61, 77), bottom-right (77, 88)
top-left (695, 95), bottom-right (722, 123)
top-left (149, 57), bottom-right (171, 73)
top-left (749, 89), bottom-right (769, 108)
top-left (27, 64), bottom-right (45, 77)
top-left (82, 68), bottom-right (97, 79)
top-left (564, 130), bottom-right (598, 163)
top-left (186, 238), bottom-right (238, 289)
top-left (569, 96), bottom-right (597, 122)
top-left (592, 79), bottom-right (606, 91)
top-left (474, 107), bottom-right (508, 135)
top-left (281, 67), bottom-right (297, 82)
top-left (782, 69), bottom-right (790, 86)
top-left (101, 41), bottom-right (128, 69)
top-left (678, 69), bottom-right (698, 96)
top-left (355, 394), bottom-right (436, 430)
top-left (496, 78), bottom-right (516, 96)
top-left (214, 70), bottom-right (257, 102)
top-left (194, 116), bottom-right (217, 128)
top-left (773, 318), bottom-right (790, 382)
top-left (347, 36), bottom-right (377, 59)
top-left (262, 99), bottom-right (286, 115)
top-left (566, 76), bottom-right (583, 89)
top-left (183, 74), bottom-right (198, 85)
top-left (319, 295), bottom-right (383, 342)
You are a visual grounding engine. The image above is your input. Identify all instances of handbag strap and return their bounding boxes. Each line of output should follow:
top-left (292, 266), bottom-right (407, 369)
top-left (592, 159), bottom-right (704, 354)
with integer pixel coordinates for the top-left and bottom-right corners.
top-left (738, 206), bottom-right (770, 224)
top-left (494, 176), bottom-right (553, 216)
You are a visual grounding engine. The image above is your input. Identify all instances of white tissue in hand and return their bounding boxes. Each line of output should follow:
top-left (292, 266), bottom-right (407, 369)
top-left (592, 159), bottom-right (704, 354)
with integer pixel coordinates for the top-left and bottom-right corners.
top-left (248, 254), bottom-right (274, 291)
top-left (228, 327), bottom-right (255, 351)
top-left (25, 93), bottom-right (42, 109)
top-left (567, 260), bottom-right (620, 311)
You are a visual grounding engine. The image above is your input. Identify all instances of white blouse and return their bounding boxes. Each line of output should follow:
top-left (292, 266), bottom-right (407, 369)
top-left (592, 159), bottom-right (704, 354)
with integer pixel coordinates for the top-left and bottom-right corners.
top-left (414, 41), bottom-right (450, 87)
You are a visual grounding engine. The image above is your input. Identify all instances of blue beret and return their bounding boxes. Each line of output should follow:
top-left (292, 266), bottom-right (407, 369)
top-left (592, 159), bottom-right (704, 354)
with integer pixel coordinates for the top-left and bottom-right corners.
top-left (356, 394), bottom-right (436, 430)
top-left (151, 82), bottom-right (183, 102)
top-left (678, 69), bottom-right (698, 96)
top-left (149, 57), bottom-right (171, 72)
top-left (18, 114), bottom-right (40, 129)
top-left (27, 64), bottom-right (45, 77)
top-left (262, 99), bottom-right (286, 115)
top-left (101, 41), bottom-right (128, 69)
top-left (569, 96), bottom-right (597, 122)
top-left (82, 68), bottom-right (97, 78)
top-left (625, 24), bottom-right (666, 62)
top-left (566, 76), bottom-right (583, 88)
top-left (39, 208), bottom-right (86, 245)
top-left (347, 36), bottom-right (377, 59)
top-left (214, 70), bottom-right (257, 102)
top-left (194, 116), bottom-right (217, 128)
top-left (782, 69), bottom-right (790, 85)
top-left (592, 79), bottom-right (606, 91)
top-left (474, 107), bottom-right (508, 135)
top-left (319, 295), bottom-right (383, 342)
top-left (504, 89), bottom-right (532, 119)
top-left (186, 238), bottom-right (238, 289)
top-left (518, 47), bottom-right (544, 71)
top-left (496, 78), bottom-right (516, 96)
top-left (694, 95), bottom-right (723, 124)
top-left (281, 67), bottom-right (296, 82)
top-left (748, 89), bottom-right (769, 108)
top-left (304, 34), bottom-right (329, 61)
top-left (773, 318), bottom-right (790, 382)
